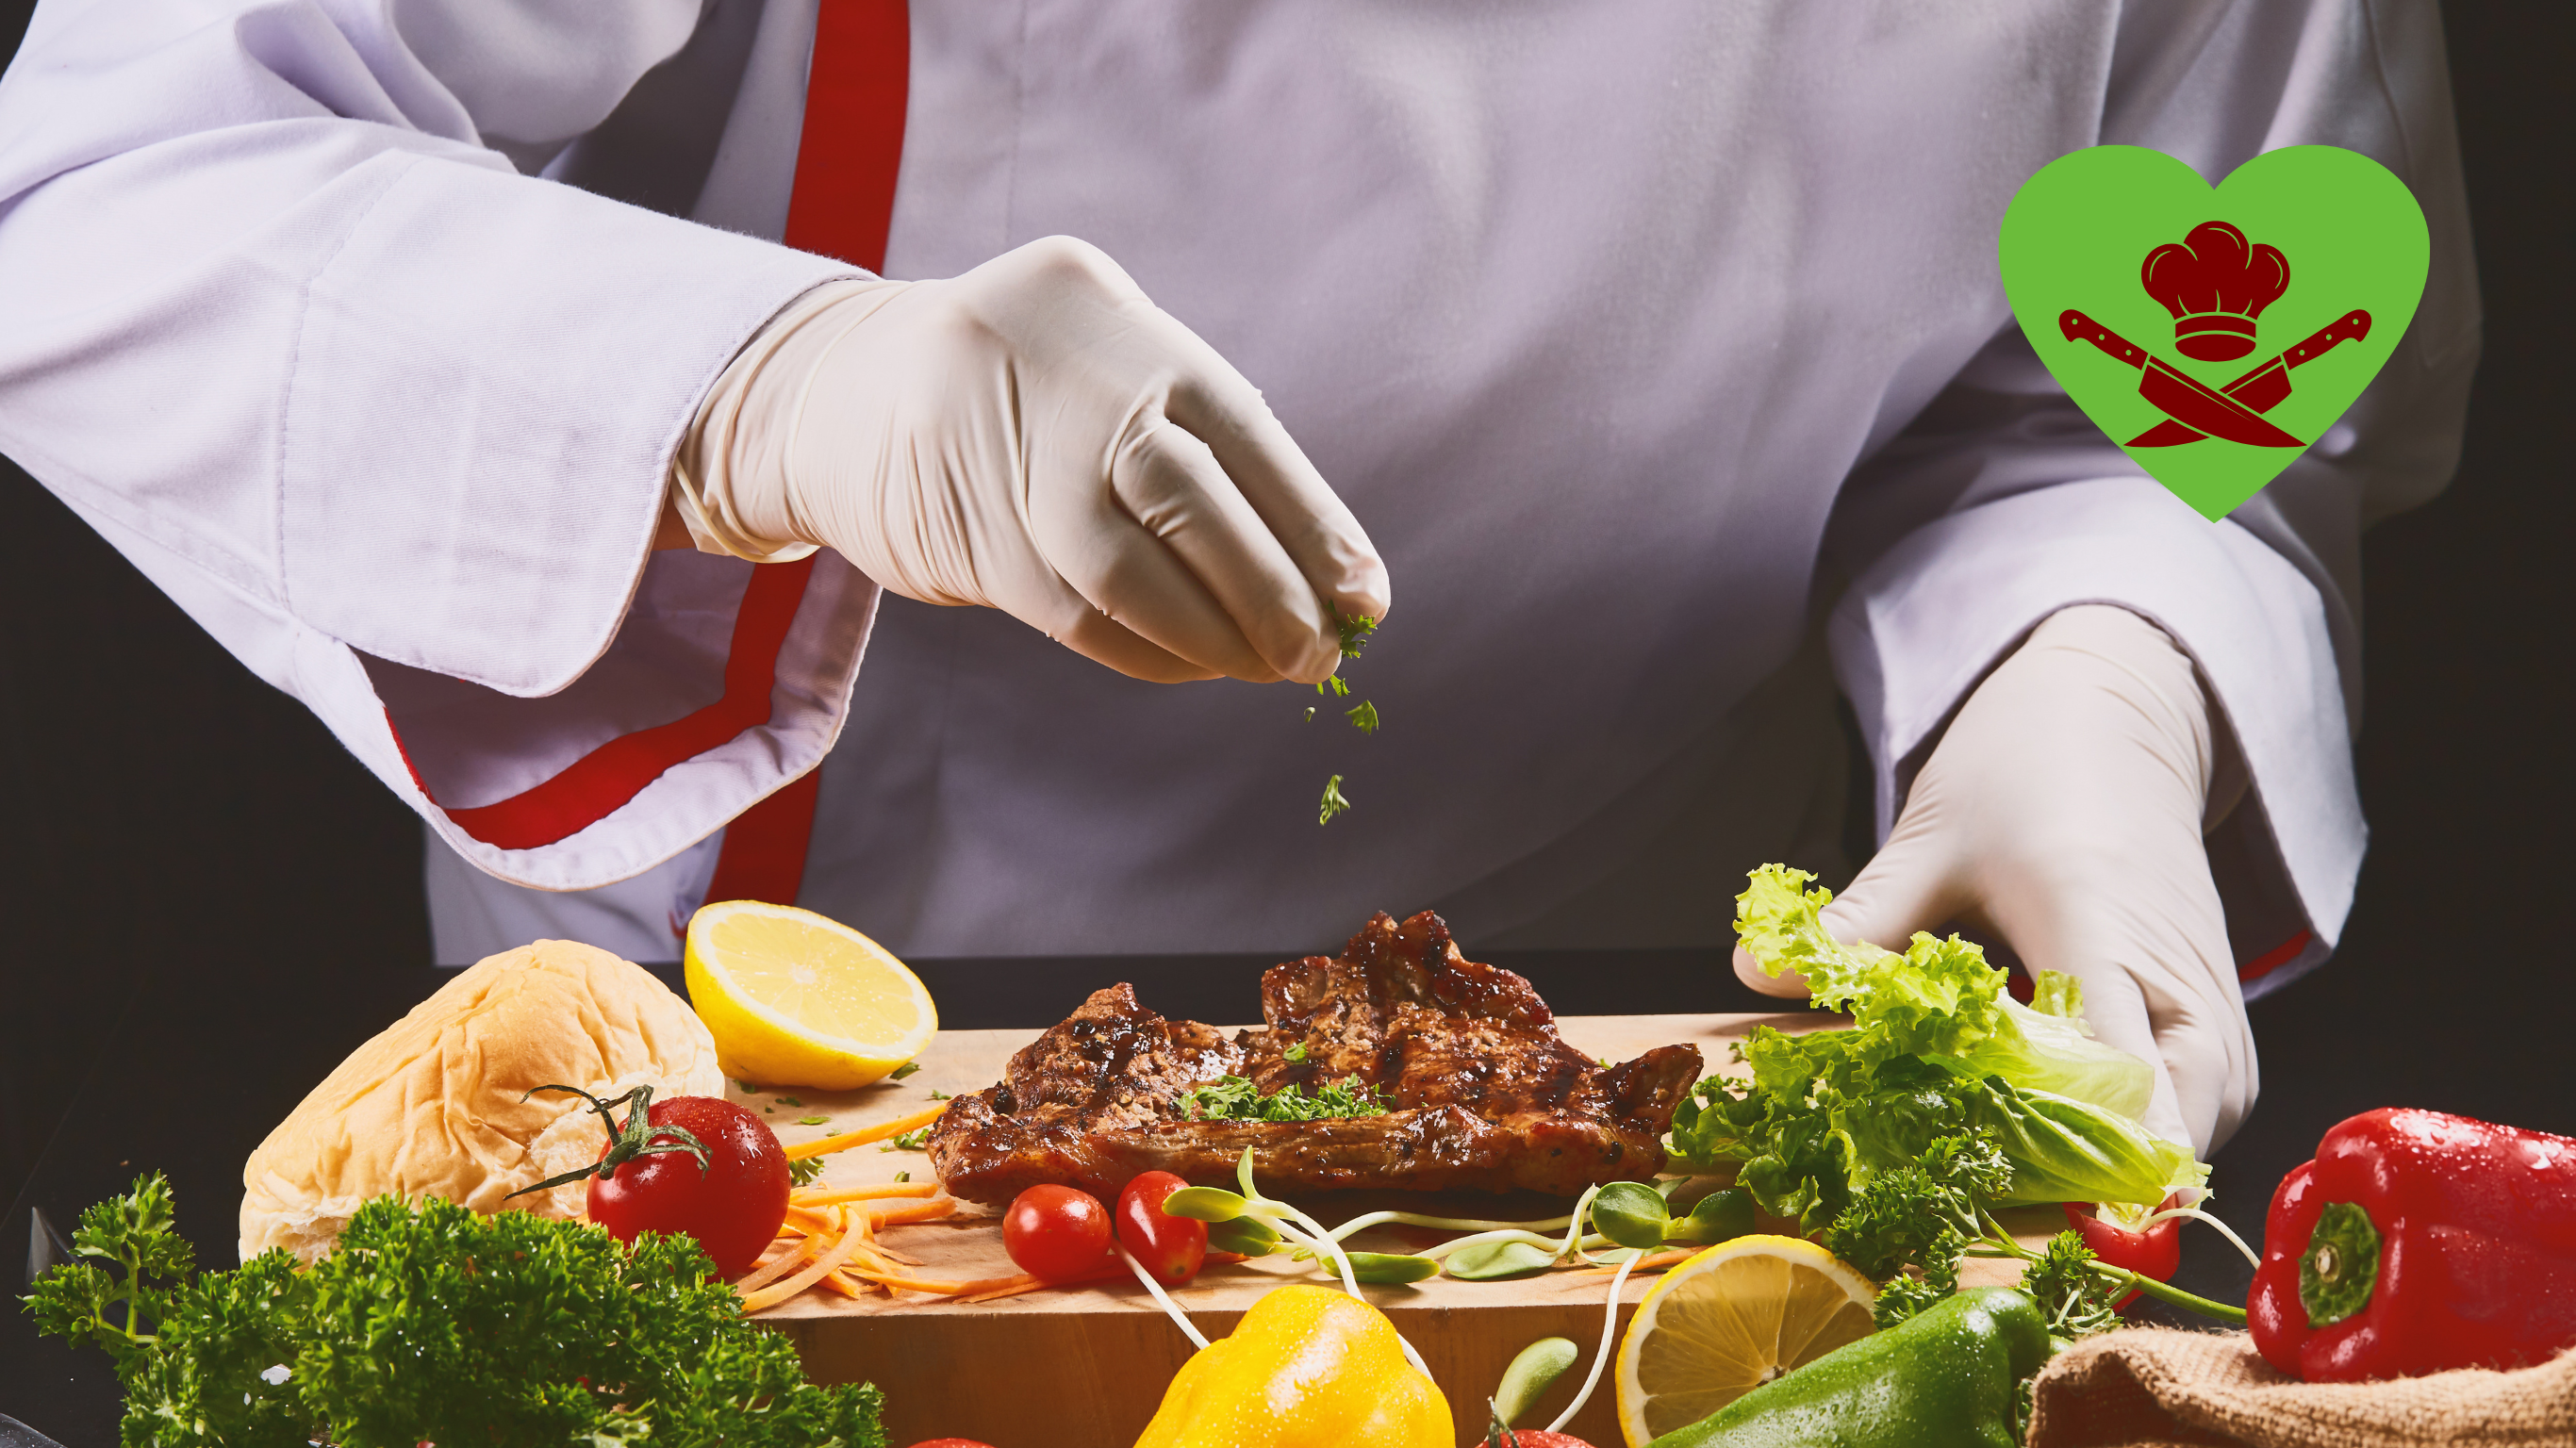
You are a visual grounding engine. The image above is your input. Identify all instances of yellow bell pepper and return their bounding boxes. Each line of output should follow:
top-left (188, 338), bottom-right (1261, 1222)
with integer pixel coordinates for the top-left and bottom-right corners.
top-left (1132, 1284), bottom-right (1451, 1448)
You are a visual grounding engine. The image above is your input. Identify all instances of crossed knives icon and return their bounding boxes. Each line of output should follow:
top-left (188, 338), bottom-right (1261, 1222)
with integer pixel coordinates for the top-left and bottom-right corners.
top-left (2060, 308), bottom-right (2373, 448)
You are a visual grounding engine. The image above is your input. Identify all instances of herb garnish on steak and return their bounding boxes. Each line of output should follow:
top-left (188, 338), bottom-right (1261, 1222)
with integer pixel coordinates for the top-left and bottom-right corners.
top-left (925, 911), bottom-right (1704, 1205)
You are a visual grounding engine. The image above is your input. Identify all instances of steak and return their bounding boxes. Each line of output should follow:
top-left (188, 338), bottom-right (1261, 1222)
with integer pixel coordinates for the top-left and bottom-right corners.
top-left (926, 910), bottom-right (1703, 1205)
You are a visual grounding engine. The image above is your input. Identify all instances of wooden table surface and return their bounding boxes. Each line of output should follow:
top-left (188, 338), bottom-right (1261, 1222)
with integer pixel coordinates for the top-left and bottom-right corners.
top-left (741, 1012), bottom-right (2057, 1448)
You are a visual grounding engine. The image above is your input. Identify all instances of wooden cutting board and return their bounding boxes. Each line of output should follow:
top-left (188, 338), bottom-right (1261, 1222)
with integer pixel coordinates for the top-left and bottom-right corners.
top-left (741, 1012), bottom-right (2057, 1448)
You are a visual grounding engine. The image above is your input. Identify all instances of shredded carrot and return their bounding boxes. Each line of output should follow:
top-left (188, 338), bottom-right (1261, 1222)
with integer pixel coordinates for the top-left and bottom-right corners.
top-left (949, 1275), bottom-right (1053, 1304)
top-left (784, 1204), bottom-right (845, 1236)
top-left (783, 1102), bottom-right (949, 1160)
top-left (742, 1207), bottom-right (875, 1312)
top-left (841, 1267), bottom-right (1030, 1296)
top-left (734, 1231), bottom-right (824, 1293)
top-left (865, 1195), bottom-right (958, 1227)
top-left (942, 1260), bottom-right (1131, 1303)
top-left (814, 1268), bottom-right (872, 1300)
top-left (794, 1181), bottom-right (942, 1207)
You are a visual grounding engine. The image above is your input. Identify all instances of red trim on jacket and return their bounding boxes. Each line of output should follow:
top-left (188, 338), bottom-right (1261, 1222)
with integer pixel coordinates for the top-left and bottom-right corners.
top-left (784, 0), bottom-right (912, 275)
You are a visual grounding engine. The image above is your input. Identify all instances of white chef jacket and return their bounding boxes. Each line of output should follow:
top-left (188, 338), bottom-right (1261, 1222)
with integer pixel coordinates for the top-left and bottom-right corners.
top-left (0, 0), bottom-right (2477, 984)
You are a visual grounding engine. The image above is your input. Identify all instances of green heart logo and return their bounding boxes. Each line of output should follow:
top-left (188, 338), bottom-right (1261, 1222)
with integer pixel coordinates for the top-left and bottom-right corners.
top-left (1999, 145), bottom-right (2428, 520)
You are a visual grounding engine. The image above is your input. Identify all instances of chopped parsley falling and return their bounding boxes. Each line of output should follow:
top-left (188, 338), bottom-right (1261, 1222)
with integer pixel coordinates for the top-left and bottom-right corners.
top-left (788, 1157), bottom-right (827, 1188)
top-left (1183, 1075), bottom-right (1389, 1123)
top-left (797, 1116), bottom-right (829, 1127)
top-left (1309, 609), bottom-right (1381, 826)
top-left (1283, 1042), bottom-right (1311, 1063)
top-left (1317, 774), bottom-right (1353, 826)
top-left (889, 1062), bottom-right (922, 1081)
top-left (1337, 612), bottom-right (1378, 658)
top-left (879, 1127), bottom-right (933, 1152)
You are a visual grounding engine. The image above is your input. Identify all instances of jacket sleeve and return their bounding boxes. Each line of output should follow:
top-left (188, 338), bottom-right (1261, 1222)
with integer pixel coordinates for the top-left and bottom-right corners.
top-left (0, 0), bottom-right (875, 890)
top-left (1824, 0), bottom-right (2479, 996)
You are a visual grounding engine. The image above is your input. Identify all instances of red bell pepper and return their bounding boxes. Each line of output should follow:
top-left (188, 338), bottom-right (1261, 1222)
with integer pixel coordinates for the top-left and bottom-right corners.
top-left (2249, 1108), bottom-right (2576, 1382)
top-left (2063, 1195), bottom-right (2183, 1310)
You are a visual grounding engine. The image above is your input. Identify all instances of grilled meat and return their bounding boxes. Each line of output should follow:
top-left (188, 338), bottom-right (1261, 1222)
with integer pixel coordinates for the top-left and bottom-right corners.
top-left (927, 911), bottom-right (1703, 1205)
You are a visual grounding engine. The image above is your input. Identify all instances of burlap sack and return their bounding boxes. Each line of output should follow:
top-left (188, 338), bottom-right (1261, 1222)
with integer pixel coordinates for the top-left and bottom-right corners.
top-left (2026, 1328), bottom-right (2576, 1448)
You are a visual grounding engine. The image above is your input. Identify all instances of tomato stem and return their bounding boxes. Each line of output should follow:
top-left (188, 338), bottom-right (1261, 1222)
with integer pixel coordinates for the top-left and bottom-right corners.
top-left (504, 1084), bottom-right (714, 1199)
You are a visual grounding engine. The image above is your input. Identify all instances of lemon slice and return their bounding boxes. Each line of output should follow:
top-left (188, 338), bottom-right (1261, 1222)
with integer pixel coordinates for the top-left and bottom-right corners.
top-left (1613, 1234), bottom-right (1877, 1446)
top-left (684, 900), bottom-right (937, 1089)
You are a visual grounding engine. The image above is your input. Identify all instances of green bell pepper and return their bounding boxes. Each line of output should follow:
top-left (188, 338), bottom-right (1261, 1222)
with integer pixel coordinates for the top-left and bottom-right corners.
top-left (1644, 1288), bottom-right (2051, 1448)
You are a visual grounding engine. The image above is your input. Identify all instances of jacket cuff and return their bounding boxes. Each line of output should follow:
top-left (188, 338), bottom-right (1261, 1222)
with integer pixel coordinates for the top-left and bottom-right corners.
top-left (1829, 475), bottom-right (2357, 996)
top-left (367, 549), bottom-right (879, 892)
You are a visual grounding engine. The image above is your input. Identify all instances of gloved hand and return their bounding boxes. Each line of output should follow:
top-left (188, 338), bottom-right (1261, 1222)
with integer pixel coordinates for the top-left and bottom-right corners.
top-left (670, 236), bottom-right (1389, 684)
top-left (1737, 605), bottom-right (2256, 1157)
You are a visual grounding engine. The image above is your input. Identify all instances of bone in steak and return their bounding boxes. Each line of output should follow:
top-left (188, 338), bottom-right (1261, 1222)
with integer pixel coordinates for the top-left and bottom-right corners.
top-left (926, 910), bottom-right (1703, 1205)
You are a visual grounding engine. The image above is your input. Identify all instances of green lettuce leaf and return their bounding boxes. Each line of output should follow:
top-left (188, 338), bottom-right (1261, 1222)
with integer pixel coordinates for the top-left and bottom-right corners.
top-left (2030, 970), bottom-right (2086, 1018)
top-left (1984, 995), bottom-right (2154, 1120)
top-left (1734, 864), bottom-right (2154, 1119)
top-left (1958, 1078), bottom-right (2207, 1208)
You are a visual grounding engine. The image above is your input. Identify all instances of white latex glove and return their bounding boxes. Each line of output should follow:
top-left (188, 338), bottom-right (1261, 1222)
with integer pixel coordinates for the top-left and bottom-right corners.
top-left (671, 236), bottom-right (1389, 683)
top-left (1736, 605), bottom-right (2257, 1157)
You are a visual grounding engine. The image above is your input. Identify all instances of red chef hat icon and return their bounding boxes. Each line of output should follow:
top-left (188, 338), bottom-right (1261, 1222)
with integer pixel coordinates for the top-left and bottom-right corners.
top-left (2141, 221), bottom-right (2290, 362)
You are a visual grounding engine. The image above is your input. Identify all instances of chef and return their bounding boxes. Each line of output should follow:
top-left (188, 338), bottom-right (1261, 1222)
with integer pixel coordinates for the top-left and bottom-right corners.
top-left (0, 0), bottom-right (2475, 1158)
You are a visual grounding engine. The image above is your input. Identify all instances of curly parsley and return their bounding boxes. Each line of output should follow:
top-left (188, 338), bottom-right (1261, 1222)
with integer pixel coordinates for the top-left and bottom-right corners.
top-left (25, 1174), bottom-right (886, 1447)
top-left (2021, 1229), bottom-right (2128, 1341)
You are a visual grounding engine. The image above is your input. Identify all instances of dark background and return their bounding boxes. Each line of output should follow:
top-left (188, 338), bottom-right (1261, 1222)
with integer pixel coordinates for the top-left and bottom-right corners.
top-left (4, 1), bottom-right (2569, 1436)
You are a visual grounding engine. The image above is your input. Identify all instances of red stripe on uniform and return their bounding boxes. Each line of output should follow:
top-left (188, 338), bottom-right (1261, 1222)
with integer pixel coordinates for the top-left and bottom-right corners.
top-left (702, 0), bottom-right (912, 907)
top-left (783, 0), bottom-right (913, 274)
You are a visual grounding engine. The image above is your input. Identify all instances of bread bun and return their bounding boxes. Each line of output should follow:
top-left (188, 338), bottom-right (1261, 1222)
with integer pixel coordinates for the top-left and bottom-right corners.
top-left (239, 940), bottom-right (725, 1264)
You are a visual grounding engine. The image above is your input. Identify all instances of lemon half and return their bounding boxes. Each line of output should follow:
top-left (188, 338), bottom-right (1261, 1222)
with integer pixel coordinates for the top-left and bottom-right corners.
top-left (1613, 1234), bottom-right (1878, 1446)
top-left (684, 900), bottom-right (937, 1089)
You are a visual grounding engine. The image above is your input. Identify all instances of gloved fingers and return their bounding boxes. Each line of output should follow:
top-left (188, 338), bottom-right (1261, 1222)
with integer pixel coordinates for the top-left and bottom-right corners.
top-left (1049, 604), bottom-right (1229, 683)
top-left (2053, 961), bottom-right (2200, 1155)
top-left (1817, 819), bottom-right (1970, 954)
top-left (1158, 350), bottom-right (1393, 630)
top-left (2145, 997), bottom-right (2234, 1158)
top-left (1105, 414), bottom-right (1343, 683)
top-left (988, 546), bottom-right (1231, 683)
top-left (2133, 963), bottom-right (2258, 1156)
top-left (1031, 458), bottom-right (1303, 683)
top-left (1730, 823), bottom-right (1964, 998)
top-left (1730, 943), bottom-right (1810, 999)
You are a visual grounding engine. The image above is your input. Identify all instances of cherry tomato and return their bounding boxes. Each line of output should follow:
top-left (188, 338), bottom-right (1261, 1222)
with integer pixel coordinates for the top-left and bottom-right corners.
top-left (2063, 1194), bottom-right (2184, 1310)
top-left (1003, 1184), bottom-right (1113, 1281)
top-left (1115, 1171), bottom-right (1208, 1287)
top-left (586, 1095), bottom-right (790, 1279)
